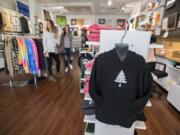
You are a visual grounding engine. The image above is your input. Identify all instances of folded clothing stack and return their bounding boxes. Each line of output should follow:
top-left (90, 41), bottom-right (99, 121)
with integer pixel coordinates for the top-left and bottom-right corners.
top-left (82, 100), bottom-right (95, 115)
top-left (84, 59), bottom-right (95, 94)
top-left (85, 59), bottom-right (95, 71)
top-left (87, 24), bottom-right (113, 42)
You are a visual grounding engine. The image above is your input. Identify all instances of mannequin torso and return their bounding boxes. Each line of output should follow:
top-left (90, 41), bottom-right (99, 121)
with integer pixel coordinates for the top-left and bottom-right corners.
top-left (115, 43), bottom-right (129, 62)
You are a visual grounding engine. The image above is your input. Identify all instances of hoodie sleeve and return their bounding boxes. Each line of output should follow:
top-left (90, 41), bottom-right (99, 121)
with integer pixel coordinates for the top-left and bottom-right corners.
top-left (89, 58), bottom-right (105, 107)
top-left (132, 61), bottom-right (153, 110)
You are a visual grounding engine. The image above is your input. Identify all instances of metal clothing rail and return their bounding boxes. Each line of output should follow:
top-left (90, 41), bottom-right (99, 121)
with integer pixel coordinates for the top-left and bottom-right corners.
top-left (0, 33), bottom-right (40, 88)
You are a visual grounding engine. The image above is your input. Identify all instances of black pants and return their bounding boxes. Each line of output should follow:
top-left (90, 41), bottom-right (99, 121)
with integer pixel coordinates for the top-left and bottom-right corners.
top-left (47, 53), bottom-right (60, 75)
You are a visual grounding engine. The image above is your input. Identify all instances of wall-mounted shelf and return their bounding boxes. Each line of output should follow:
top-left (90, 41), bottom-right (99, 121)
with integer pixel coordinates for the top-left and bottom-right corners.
top-left (149, 44), bottom-right (164, 49)
top-left (86, 41), bottom-right (100, 46)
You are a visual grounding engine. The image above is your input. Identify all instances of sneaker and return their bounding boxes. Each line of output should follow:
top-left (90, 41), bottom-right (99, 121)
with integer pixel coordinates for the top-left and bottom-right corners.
top-left (65, 68), bottom-right (69, 73)
top-left (48, 76), bottom-right (57, 82)
top-left (69, 64), bottom-right (73, 70)
top-left (43, 73), bottom-right (48, 77)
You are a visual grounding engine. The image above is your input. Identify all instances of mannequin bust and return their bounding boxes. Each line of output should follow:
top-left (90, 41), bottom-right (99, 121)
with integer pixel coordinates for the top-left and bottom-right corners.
top-left (115, 43), bottom-right (129, 62)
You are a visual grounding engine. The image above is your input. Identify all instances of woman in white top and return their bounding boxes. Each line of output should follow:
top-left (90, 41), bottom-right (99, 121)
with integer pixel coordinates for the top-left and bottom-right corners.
top-left (43, 20), bottom-right (60, 82)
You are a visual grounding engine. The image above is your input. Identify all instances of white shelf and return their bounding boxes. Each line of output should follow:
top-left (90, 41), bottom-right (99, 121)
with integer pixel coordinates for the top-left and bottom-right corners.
top-left (149, 44), bottom-right (164, 49)
top-left (85, 133), bottom-right (94, 135)
top-left (84, 94), bottom-right (92, 101)
top-left (80, 50), bottom-right (94, 55)
top-left (166, 65), bottom-right (180, 72)
top-left (0, 57), bottom-right (4, 69)
top-left (84, 115), bottom-right (146, 130)
top-left (0, 50), bottom-right (4, 53)
top-left (80, 89), bottom-right (85, 94)
top-left (86, 41), bottom-right (100, 46)
top-left (135, 121), bottom-right (146, 130)
top-left (152, 73), bottom-right (168, 91)
top-left (84, 115), bottom-right (96, 123)
top-left (85, 70), bottom-right (91, 75)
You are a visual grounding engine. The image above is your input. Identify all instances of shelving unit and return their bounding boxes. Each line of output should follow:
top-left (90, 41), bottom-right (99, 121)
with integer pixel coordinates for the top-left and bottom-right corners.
top-left (149, 44), bottom-right (164, 49)
top-left (80, 40), bottom-right (152, 135)
top-left (86, 41), bottom-right (100, 46)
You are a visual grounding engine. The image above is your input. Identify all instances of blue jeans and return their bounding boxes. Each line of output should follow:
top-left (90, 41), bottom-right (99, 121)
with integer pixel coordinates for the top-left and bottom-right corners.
top-left (64, 48), bottom-right (72, 67)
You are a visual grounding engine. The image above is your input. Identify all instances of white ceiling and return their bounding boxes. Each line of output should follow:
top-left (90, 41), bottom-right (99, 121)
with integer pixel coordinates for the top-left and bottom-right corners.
top-left (36, 0), bottom-right (142, 15)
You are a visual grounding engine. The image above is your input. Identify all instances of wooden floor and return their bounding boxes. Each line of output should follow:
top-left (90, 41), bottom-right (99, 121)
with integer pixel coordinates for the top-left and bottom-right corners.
top-left (0, 59), bottom-right (180, 135)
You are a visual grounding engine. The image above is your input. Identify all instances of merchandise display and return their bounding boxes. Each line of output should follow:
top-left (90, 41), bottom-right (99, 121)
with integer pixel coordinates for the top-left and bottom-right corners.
top-left (1, 11), bottom-right (13, 32)
top-left (0, 0), bottom-right (180, 135)
top-left (20, 16), bottom-right (30, 33)
top-left (87, 24), bottom-right (113, 42)
top-left (89, 49), bottom-right (153, 127)
top-left (3, 35), bottom-right (44, 77)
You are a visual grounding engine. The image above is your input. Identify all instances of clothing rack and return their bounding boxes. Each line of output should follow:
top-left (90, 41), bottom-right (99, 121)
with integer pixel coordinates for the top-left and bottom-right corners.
top-left (0, 32), bottom-right (41, 88)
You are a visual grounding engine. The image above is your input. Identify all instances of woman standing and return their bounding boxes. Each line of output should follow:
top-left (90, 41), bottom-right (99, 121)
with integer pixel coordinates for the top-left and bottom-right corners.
top-left (43, 20), bottom-right (60, 82)
top-left (60, 25), bottom-right (73, 73)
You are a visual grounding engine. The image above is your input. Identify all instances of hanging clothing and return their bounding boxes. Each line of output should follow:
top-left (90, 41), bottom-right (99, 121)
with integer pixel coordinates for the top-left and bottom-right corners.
top-left (34, 39), bottom-right (45, 70)
top-left (12, 15), bottom-right (21, 33)
top-left (1, 11), bottom-right (13, 32)
top-left (30, 39), bottom-right (39, 72)
top-left (12, 37), bottom-right (22, 73)
top-left (0, 12), bottom-right (3, 30)
top-left (4, 37), bottom-right (14, 77)
top-left (24, 38), bottom-right (37, 74)
top-left (20, 16), bottom-right (30, 33)
top-left (89, 49), bottom-right (153, 128)
top-left (17, 37), bottom-right (29, 73)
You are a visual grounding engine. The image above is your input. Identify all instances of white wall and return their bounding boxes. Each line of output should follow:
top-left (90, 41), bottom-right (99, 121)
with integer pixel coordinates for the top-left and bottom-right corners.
top-left (0, 0), bottom-right (16, 10)
top-left (0, 0), bottom-right (29, 11)
top-left (66, 15), bottom-right (95, 26)
top-left (95, 14), bottom-right (129, 27)
top-left (53, 14), bottom-right (130, 27)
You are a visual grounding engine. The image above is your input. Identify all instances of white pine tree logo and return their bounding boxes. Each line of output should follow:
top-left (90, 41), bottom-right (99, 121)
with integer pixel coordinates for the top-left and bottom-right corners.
top-left (114, 70), bottom-right (127, 87)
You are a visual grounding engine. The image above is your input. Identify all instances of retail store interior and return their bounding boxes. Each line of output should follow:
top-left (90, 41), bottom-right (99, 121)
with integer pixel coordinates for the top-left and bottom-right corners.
top-left (0, 0), bottom-right (180, 135)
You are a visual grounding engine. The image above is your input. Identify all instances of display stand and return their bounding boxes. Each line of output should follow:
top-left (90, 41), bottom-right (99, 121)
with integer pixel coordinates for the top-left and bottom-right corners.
top-left (81, 30), bottom-right (153, 135)
top-left (0, 32), bottom-right (39, 88)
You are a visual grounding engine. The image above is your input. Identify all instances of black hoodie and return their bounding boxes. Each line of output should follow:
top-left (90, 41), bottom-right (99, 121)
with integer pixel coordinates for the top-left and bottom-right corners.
top-left (89, 49), bottom-right (153, 128)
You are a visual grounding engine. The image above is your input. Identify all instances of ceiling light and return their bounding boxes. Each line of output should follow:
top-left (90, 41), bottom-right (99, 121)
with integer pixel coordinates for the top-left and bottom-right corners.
top-left (108, 0), bottom-right (112, 6)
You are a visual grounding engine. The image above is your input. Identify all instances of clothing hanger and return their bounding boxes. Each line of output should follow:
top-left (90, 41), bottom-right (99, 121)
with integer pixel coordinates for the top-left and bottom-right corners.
top-left (120, 26), bottom-right (127, 44)
top-left (115, 21), bottom-right (129, 62)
